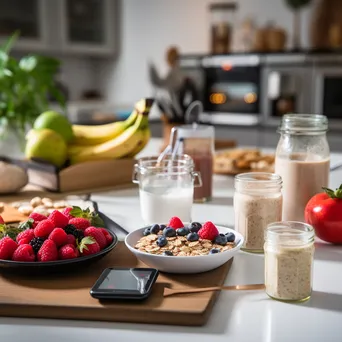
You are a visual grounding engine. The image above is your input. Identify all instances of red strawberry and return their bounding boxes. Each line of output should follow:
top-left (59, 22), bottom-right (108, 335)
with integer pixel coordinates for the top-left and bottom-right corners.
top-left (79, 236), bottom-right (100, 256)
top-left (12, 244), bottom-right (35, 262)
top-left (16, 229), bottom-right (35, 244)
top-left (34, 219), bottom-right (55, 238)
top-left (37, 240), bottom-right (58, 262)
top-left (66, 234), bottom-right (76, 246)
top-left (49, 228), bottom-right (68, 247)
top-left (62, 207), bottom-right (74, 220)
top-left (198, 221), bottom-right (219, 241)
top-left (68, 217), bottom-right (90, 231)
top-left (168, 216), bottom-right (184, 229)
top-left (84, 227), bottom-right (106, 249)
top-left (58, 244), bottom-right (79, 260)
top-left (0, 237), bottom-right (18, 260)
top-left (100, 228), bottom-right (113, 245)
top-left (0, 215), bottom-right (4, 225)
top-left (29, 212), bottom-right (47, 223)
top-left (48, 210), bottom-right (69, 228)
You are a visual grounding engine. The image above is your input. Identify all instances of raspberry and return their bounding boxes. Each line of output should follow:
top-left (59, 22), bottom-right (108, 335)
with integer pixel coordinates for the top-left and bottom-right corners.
top-left (68, 217), bottom-right (90, 231)
top-left (100, 228), bottom-right (113, 246)
top-left (12, 244), bottom-right (35, 262)
top-left (62, 207), bottom-right (74, 220)
top-left (37, 240), bottom-right (58, 262)
top-left (29, 212), bottom-right (47, 223)
top-left (84, 227), bottom-right (107, 249)
top-left (16, 229), bottom-right (35, 244)
top-left (79, 236), bottom-right (100, 256)
top-left (0, 215), bottom-right (4, 225)
top-left (59, 244), bottom-right (79, 260)
top-left (34, 219), bottom-right (55, 238)
top-left (0, 237), bottom-right (18, 260)
top-left (198, 221), bottom-right (219, 241)
top-left (66, 234), bottom-right (76, 246)
top-left (49, 228), bottom-right (68, 247)
top-left (168, 217), bottom-right (184, 229)
top-left (48, 210), bottom-right (69, 228)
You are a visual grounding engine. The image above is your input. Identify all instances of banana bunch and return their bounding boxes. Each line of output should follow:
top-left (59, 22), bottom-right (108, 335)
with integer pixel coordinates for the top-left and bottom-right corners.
top-left (68, 98), bottom-right (154, 164)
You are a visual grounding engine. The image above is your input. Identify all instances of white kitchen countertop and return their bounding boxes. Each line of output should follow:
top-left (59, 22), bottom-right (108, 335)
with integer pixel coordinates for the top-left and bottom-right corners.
top-left (1, 138), bottom-right (342, 342)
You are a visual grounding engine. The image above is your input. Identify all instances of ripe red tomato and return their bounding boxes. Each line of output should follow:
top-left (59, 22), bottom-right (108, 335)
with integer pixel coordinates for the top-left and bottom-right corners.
top-left (305, 187), bottom-right (342, 244)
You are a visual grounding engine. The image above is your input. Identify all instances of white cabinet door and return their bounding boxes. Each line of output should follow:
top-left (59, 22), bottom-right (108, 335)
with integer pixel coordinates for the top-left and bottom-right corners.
top-left (60, 0), bottom-right (116, 55)
top-left (0, 0), bottom-right (49, 51)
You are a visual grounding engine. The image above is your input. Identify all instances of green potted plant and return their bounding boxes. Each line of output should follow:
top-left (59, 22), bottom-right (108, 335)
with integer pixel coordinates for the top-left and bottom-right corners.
top-left (285, 0), bottom-right (313, 49)
top-left (0, 32), bottom-right (65, 156)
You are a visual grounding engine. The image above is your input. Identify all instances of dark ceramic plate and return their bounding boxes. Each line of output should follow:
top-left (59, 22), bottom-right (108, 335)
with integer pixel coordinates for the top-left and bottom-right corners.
top-left (0, 229), bottom-right (118, 275)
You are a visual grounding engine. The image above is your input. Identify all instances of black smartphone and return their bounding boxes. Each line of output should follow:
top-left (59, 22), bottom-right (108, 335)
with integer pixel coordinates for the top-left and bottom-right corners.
top-left (90, 267), bottom-right (159, 300)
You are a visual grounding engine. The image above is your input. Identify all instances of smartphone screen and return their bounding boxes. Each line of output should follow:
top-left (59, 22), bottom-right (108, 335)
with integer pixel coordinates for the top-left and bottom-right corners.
top-left (91, 268), bottom-right (159, 298)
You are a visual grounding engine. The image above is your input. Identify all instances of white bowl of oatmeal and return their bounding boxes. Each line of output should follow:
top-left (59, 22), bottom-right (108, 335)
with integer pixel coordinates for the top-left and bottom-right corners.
top-left (125, 225), bottom-right (244, 274)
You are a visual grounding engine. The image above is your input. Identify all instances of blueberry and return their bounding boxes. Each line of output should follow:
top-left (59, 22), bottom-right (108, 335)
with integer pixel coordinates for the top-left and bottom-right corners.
top-left (209, 248), bottom-right (220, 254)
top-left (214, 234), bottom-right (227, 246)
top-left (187, 232), bottom-right (199, 242)
top-left (189, 222), bottom-right (202, 233)
top-left (177, 227), bottom-right (190, 236)
top-left (163, 227), bottom-right (176, 237)
top-left (159, 224), bottom-right (167, 231)
top-left (150, 224), bottom-right (160, 234)
top-left (225, 232), bottom-right (235, 243)
top-left (143, 228), bottom-right (151, 236)
top-left (156, 236), bottom-right (168, 247)
top-left (163, 250), bottom-right (173, 256)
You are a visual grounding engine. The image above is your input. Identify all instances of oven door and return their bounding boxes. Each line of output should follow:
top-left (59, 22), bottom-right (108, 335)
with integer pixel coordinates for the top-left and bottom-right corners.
top-left (202, 55), bottom-right (261, 125)
top-left (262, 65), bottom-right (312, 126)
top-left (313, 67), bottom-right (342, 128)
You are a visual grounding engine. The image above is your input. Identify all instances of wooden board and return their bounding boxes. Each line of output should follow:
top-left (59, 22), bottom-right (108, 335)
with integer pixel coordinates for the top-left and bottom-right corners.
top-left (0, 205), bottom-right (28, 223)
top-left (0, 242), bottom-right (233, 326)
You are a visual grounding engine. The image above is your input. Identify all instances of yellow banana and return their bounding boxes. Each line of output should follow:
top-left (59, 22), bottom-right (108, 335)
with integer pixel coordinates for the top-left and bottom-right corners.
top-left (71, 98), bottom-right (153, 146)
top-left (124, 127), bottom-right (151, 158)
top-left (69, 112), bottom-right (149, 164)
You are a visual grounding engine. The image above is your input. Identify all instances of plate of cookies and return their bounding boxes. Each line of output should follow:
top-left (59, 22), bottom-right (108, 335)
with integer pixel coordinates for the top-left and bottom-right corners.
top-left (214, 148), bottom-right (275, 176)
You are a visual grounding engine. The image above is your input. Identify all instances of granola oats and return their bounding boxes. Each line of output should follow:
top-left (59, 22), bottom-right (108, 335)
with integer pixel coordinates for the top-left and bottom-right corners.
top-left (134, 231), bottom-right (236, 257)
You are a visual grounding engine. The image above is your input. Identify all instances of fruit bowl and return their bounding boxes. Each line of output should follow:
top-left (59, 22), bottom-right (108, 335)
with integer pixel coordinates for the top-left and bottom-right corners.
top-left (125, 225), bottom-right (243, 274)
top-left (0, 228), bottom-right (118, 275)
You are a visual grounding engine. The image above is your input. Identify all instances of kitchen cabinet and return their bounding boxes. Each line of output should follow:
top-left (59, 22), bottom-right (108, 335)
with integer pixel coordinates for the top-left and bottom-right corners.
top-left (60, 0), bottom-right (116, 55)
top-left (0, 0), bottom-right (116, 56)
top-left (0, 0), bottom-right (49, 51)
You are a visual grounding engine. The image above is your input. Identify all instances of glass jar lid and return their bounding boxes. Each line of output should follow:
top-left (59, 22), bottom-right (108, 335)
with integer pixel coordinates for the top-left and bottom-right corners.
top-left (235, 172), bottom-right (282, 192)
top-left (266, 221), bottom-right (315, 246)
top-left (278, 114), bottom-right (328, 134)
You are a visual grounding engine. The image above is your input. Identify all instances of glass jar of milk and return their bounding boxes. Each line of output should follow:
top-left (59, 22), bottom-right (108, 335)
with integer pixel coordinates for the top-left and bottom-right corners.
top-left (275, 114), bottom-right (330, 222)
top-left (133, 155), bottom-right (202, 225)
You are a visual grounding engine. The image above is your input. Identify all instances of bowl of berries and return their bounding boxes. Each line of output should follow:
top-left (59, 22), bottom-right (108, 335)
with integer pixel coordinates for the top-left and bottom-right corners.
top-left (125, 217), bottom-right (243, 274)
top-left (0, 206), bottom-right (117, 274)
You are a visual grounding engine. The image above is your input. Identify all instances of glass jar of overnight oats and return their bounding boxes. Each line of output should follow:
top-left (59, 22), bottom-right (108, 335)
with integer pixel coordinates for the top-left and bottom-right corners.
top-left (264, 222), bottom-right (315, 302)
top-left (234, 173), bottom-right (282, 253)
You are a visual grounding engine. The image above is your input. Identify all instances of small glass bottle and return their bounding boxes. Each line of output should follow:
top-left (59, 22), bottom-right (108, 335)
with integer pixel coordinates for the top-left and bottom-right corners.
top-left (234, 172), bottom-right (282, 253)
top-left (264, 221), bottom-right (315, 302)
top-left (275, 114), bottom-right (330, 222)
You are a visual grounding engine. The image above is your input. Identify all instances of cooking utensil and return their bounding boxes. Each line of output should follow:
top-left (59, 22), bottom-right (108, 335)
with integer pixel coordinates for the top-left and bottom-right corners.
top-left (164, 283), bottom-right (265, 297)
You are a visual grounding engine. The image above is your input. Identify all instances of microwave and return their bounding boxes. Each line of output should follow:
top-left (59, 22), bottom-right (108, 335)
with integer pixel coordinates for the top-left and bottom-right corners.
top-left (179, 55), bottom-right (262, 126)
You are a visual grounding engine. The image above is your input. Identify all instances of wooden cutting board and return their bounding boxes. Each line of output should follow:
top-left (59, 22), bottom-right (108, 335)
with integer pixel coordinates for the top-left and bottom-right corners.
top-left (0, 242), bottom-right (233, 326)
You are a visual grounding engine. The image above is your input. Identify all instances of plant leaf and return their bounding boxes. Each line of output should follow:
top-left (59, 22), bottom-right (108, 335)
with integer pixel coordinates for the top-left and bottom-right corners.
top-left (69, 206), bottom-right (84, 218)
top-left (0, 30), bottom-right (19, 54)
top-left (322, 187), bottom-right (336, 198)
top-left (91, 215), bottom-right (105, 228)
top-left (18, 218), bottom-right (34, 230)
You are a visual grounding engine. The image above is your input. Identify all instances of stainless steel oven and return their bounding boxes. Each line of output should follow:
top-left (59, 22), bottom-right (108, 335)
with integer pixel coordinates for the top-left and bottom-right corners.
top-left (312, 55), bottom-right (342, 129)
top-left (200, 55), bottom-right (262, 125)
top-left (261, 54), bottom-right (312, 126)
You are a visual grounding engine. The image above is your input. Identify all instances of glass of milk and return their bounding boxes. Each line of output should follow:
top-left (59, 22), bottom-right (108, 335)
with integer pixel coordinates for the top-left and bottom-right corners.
top-left (133, 155), bottom-right (202, 225)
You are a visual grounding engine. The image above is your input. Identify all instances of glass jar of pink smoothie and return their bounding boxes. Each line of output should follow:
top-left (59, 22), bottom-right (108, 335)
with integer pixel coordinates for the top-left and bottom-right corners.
top-left (275, 114), bottom-right (330, 222)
